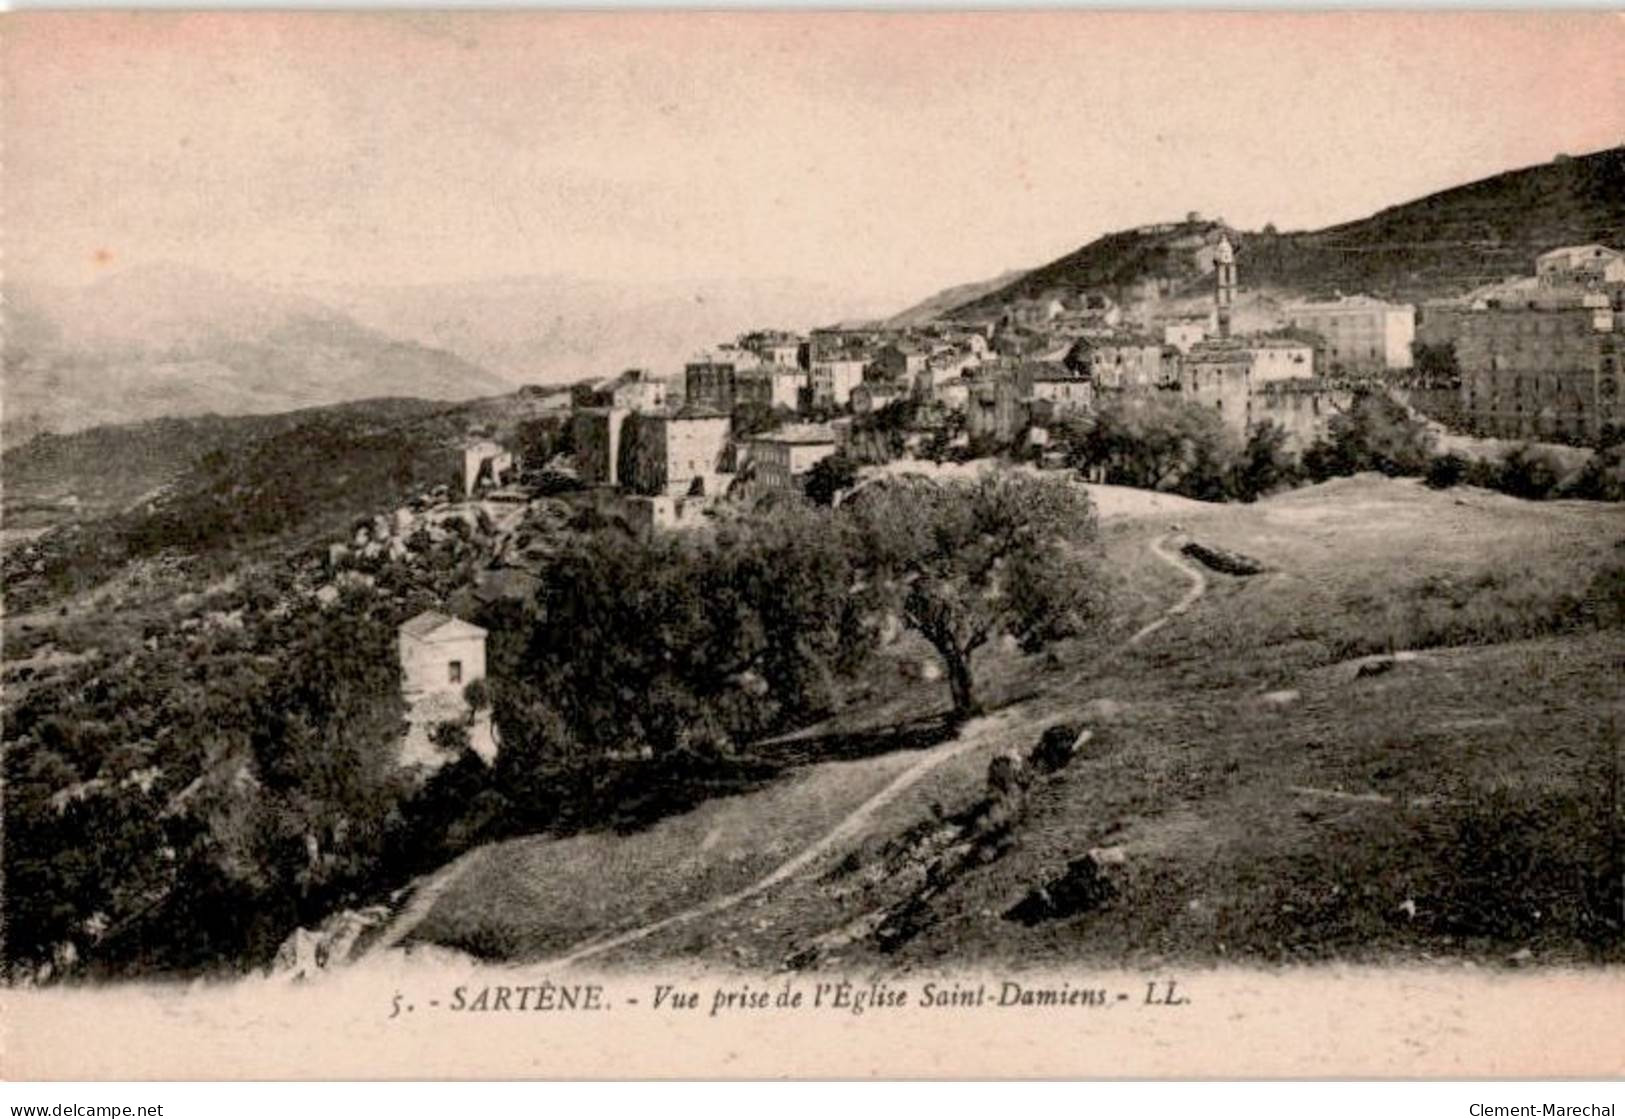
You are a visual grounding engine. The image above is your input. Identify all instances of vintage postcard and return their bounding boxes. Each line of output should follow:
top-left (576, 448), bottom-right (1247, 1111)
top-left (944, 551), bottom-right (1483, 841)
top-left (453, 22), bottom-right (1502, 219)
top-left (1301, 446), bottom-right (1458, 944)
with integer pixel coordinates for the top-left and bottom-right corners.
top-left (2, 10), bottom-right (1623, 1081)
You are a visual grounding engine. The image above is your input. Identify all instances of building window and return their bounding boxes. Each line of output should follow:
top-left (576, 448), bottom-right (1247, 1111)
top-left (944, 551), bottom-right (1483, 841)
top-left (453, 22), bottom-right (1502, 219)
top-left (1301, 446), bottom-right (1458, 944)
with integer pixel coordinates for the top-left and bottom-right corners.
top-left (448, 660), bottom-right (463, 685)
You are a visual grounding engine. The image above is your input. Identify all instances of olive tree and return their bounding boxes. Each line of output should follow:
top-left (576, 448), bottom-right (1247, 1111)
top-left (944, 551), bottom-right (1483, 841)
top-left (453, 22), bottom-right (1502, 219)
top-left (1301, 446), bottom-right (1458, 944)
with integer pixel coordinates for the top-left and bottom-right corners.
top-left (843, 469), bottom-right (1100, 720)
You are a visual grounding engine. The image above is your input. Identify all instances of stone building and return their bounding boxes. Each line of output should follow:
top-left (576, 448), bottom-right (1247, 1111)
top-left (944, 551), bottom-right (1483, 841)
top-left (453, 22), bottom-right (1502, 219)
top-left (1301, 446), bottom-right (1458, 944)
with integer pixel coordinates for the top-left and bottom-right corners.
top-left (399, 611), bottom-right (487, 703)
top-left (572, 407), bottom-right (630, 486)
top-left (460, 440), bottom-right (514, 496)
top-left (619, 494), bottom-right (711, 534)
top-left (1162, 316), bottom-right (1211, 354)
top-left (737, 330), bottom-right (805, 368)
top-left (1283, 295), bottom-right (1416, 374)
top-left (807, 357), bottom-right (868, 410)
top-left (398, 611), bottom-right (495, 768)
top-left (593, 368), bottom-right (669, 412)
top-left (873, 341), bottom-right (929, 382)
top-left (1536, 244), bottom-right (1625, 289)
top-left (914, 348), bottom-right (981, 400)
top-left (964, 363), bottom-right (1045, 445)
top-left (1420, 293), bottom-right (1620, 444)
top-left (685, 347), bottom-right (761, 412)
top-left (1181, 338), bottom-right (1329, 449)
top-left (966, 379), bottom-right (1029, 445)
top-left (850, 382), bottom-right (906, 416)
top-left (1028, 368), bottom-right (1095, 416)
top-left (735, 366), bottom-right (804, 412)
top-left (1250, 380), bottom-right (1356, 449)
top-left (623, 409), bottom-right (733, 497)
top-left (742, 423), bottom-right (839, 490)
top-left (1065, 334), bottom-right (1168, 389)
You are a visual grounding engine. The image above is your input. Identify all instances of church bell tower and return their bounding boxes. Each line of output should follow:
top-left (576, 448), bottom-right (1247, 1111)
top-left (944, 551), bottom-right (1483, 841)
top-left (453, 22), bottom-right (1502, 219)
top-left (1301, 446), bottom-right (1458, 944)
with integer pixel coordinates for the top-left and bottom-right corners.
top-left (1214, 235), bottom-right (1236, 340)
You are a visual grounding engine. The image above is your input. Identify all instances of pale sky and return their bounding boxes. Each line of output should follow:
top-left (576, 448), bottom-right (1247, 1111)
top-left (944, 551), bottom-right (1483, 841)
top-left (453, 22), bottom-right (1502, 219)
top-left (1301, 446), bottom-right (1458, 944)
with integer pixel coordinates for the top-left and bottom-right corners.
top-left (6, 11), bottom-right (1623, 306)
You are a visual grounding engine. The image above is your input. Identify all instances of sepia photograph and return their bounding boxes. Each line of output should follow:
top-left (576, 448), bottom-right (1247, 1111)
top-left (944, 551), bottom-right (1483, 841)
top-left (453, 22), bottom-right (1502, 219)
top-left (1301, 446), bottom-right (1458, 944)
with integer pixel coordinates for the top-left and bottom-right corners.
top-left (1, 9), bottom-right (1622, 1083)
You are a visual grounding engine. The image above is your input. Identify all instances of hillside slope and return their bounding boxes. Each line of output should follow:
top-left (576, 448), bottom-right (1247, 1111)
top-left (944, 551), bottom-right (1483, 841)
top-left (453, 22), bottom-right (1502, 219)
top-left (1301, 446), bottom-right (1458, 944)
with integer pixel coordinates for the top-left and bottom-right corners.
top-left (1, 399), bottom-right (452, 531)
top-left (884, 270), bottom-right (1027, 328)
top-left (944, 145), bottom-right (1625, 318)
top-left (389, 476), bottom-right (1625, 971)
top-left (1241, 145), bottom-right (1625, 299)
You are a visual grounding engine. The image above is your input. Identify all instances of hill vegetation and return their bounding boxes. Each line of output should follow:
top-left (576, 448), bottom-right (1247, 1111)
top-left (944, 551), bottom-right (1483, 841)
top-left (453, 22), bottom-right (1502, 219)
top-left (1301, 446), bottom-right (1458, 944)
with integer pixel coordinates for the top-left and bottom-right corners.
top-left (2, 470), bottom-right (1101, 979)
top-left (399, 476), bottom-right (1625, 970)
top-left (945, 145), bottom-right (1625, 318)
top-left (1, 401), bottom-right (449, 530)
top-left (0, 394), bottom-right (554, 611)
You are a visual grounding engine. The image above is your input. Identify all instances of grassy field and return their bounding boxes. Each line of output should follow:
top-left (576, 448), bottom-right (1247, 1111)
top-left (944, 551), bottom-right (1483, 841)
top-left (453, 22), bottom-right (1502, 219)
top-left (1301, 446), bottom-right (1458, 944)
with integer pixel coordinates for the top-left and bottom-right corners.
top-left (405, 747), bottom-right (928, 961)
top-left (401, 475), bottom-right (1625, 970)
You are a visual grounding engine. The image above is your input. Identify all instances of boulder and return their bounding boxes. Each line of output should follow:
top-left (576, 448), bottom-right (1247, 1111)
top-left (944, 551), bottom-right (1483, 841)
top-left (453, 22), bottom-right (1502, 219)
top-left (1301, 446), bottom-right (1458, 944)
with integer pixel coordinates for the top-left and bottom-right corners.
top-left (269, 905), bottom-right (392, 980)
top-left (1029, 723), bottom-right (1087, 774)
top-left (1004, 855), bottom-right (1119, 926)
top-left (1353, 651), bottom-right (1427, 680)
top-left (271, 927), bottom-right (322, 980)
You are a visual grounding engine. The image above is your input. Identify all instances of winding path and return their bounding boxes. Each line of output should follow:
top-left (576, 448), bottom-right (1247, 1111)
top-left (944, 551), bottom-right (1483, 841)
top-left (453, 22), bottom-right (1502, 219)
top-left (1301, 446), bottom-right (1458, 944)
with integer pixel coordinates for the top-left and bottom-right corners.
top-left (1128, 532), bottom-right (1207, 645)
top-left (368, 847), bottom-right (486, 956)
top-left (373, 530), bottom-right (1206, 967)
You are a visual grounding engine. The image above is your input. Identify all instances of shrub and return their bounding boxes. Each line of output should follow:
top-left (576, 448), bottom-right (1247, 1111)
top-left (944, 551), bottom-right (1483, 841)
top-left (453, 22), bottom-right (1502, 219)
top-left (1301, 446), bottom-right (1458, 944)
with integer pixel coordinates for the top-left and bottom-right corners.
top-left (1494, 445), bottom-right (1564, 500)
top-left (804, 453), bottom-right (860, 506)
top-left (1060, 395), bottom-right (1238, 498)
top-left (1303, 390), bottom-right (1434, 482)
top-left (1561, 442), bottom-right (1625, 502)
top-left (1230, 421), bottom-right (1300, 502)
top-left (1424, 453), bottom-right (1469, 489)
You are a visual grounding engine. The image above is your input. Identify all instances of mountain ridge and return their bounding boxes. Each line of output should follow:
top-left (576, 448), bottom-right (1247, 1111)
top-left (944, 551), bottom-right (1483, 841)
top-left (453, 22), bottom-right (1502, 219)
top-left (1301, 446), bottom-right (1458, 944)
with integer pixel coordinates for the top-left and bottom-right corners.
top-left (939, 145), bottom-right (1625, 321)
top-left (3, 269), bottom-right (514, 445)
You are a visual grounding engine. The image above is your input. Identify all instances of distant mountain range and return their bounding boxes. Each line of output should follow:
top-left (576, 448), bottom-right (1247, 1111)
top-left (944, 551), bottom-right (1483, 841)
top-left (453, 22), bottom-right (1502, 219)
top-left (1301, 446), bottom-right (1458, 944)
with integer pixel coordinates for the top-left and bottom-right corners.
top-left (2, 265), bottom-right (890, 444)
top-left (2, 265), bottom-right (512, 447)
top-left (940, 145), bottom-right (1625, 321)
top-left (313, 274), bottom-right (891, 388)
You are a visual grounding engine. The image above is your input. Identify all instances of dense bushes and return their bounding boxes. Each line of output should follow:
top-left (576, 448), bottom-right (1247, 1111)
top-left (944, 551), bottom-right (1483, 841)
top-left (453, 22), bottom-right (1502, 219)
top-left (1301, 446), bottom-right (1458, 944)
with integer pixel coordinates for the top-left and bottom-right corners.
top-left (3, 590), bottom-right (412, 979)
top-left (1301, 391), bottom-right (1435, 481)
top-left (1048, 387), bottom-right (1617, 505)
top-left (1056, 396), bottom-right (1238, 500)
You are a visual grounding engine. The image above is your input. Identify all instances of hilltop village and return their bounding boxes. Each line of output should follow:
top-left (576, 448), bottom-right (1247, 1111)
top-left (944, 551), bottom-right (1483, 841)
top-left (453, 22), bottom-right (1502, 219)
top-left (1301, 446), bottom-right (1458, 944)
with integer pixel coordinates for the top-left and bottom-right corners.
top-left (359, 228), bottom-right (1622, 766)
top-left (483, 228), bottom-right (1622, 531)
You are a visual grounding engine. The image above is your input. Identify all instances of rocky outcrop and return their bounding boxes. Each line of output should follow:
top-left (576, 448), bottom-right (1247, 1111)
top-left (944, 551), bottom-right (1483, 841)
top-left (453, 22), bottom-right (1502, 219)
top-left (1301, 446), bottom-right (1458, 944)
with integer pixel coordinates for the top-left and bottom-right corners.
top-left (1180, 539), bottom-right (1267, 576)
top-left (1004, 853), bottom-right (1120, 926)
top-left (268, 904), bottom-right (392, 981)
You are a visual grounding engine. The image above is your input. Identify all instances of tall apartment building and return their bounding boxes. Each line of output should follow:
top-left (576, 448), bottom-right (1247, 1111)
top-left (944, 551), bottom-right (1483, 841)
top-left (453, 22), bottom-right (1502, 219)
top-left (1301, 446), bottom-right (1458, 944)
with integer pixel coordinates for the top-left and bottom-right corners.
top-left (1421, 293), bottom-right (1620, 444)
